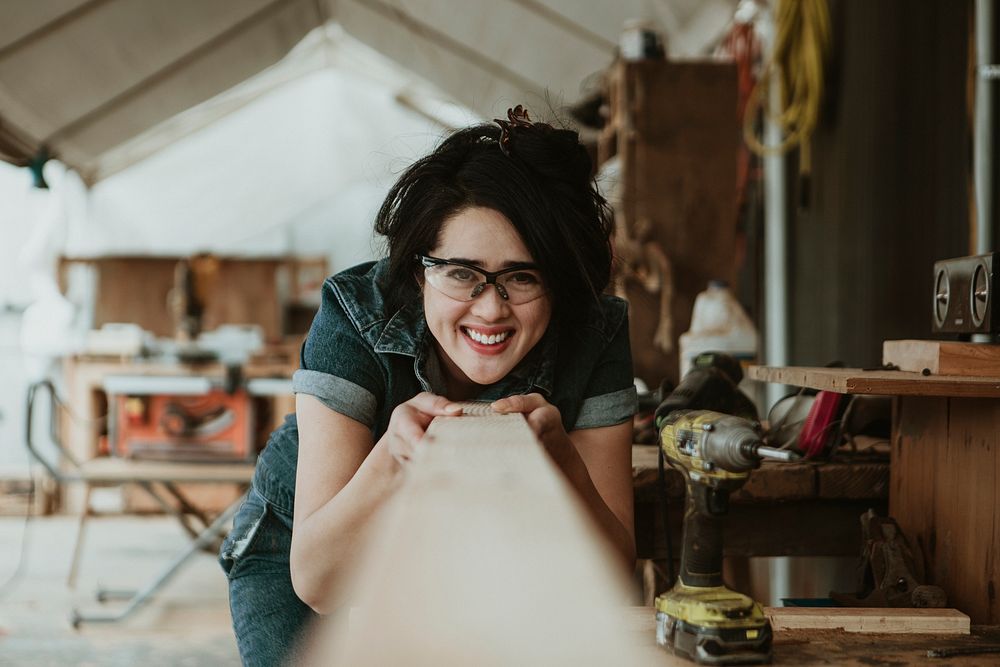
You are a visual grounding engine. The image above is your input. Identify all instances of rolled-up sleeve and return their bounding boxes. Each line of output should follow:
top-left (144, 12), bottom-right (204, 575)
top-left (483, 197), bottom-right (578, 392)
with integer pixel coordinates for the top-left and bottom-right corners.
top-left (295, 280), bottom-right (385, 429)
top-left (292, 370), bottom-right (377, 427)
top-left (572, 386), bottom-right (638, 429)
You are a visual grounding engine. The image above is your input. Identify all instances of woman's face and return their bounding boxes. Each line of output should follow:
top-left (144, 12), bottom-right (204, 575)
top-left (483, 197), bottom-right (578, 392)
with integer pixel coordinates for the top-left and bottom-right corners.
top-left (423, 206), bottom-right (552, 394)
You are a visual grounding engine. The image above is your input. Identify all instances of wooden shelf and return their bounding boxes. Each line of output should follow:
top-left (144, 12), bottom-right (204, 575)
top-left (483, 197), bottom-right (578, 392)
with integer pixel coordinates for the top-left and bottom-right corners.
top-left (748, 365), bottom-right (1000, 398)
top-left (632, 446), bottom-right (887, 502)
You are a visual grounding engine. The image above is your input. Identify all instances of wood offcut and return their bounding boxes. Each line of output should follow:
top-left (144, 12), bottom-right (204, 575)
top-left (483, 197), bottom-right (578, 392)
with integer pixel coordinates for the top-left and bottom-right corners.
top-left (765, 607), bottom-right (970, 635)
top-left (883, 339), bottom-right (1000, 377)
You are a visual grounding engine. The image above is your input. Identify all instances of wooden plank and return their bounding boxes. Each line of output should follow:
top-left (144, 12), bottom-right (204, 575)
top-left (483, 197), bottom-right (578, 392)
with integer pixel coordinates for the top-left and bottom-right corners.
top-left (201, 258), bottom-right (284, 341)
top-left (736, 462), bottom-right (816, 502)
top-left (816, 461), bottom-right (889, 499)
top-left (748, 366), bottom-right (1000, 398)
top-left (892, 397), bottom-right (1000, 625)
top-left (60, 256), bottom-right (290, 340)
top-left (765, 607), bottom-right (970, 635)
top-left (623, 607), bottom-right (1000, 667)
top-left (935, 399), bottom-right (1000, 625)
top-left (883, 340), bottom-right (1000, 377)
top-left (614, 60), bottom-right (739, 387)
top-left (635, 499), bottom-right (882, 559)
top-left (84, 257), bottom-right (178, 337)
top-left (634, 446), bottom-right (886, 503)
top-left (891, 398), bottom-right (943, 603)
top-left (77, 458), bottom-right (254, 483)
top-left (309, 410), bottom-right (647, 665)
top-left (625, 607), bottom-right (998, 665)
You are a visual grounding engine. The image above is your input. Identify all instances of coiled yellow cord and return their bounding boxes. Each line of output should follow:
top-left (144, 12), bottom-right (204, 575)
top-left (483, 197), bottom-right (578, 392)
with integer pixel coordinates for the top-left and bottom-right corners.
top-left (743, 0), bottom-right (832, 163)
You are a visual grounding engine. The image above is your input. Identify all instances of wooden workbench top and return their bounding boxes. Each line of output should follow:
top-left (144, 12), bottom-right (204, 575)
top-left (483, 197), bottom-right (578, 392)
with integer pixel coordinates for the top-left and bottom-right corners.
top-left (748, 365), bottom-right (1000, 398)
top-left (632, 445), bottom-right (888, 502)
top-left (623, 607), bottom-right (1000, 665)
top-left (75, 457), bottom-right (255, 484)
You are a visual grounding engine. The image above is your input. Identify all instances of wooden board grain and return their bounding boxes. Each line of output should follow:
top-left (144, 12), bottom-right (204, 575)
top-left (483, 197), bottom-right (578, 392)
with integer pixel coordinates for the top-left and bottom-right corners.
top-left (892, 397), bottom-right (1000, 625)
top-left (612, 60), bottom-right (739, 387)
top-left (883, 340), bottom-right (1000, 377)
top-left (310, 411), bottom-right (647, 665)
top-left (748, 366), bottom-right (1000, 398)
top-left (935, 399), bottom-right (999, 625)
top-left (765, 607), bottom-right (970, 635)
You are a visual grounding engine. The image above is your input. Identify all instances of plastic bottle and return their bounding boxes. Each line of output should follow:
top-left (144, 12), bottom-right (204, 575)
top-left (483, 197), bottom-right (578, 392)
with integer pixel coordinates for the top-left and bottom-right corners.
top-left (678, 281), bottom-right (758, 379)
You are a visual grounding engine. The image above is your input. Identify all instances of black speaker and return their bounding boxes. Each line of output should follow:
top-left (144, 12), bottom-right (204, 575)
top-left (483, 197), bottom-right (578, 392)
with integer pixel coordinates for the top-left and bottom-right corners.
top-left (932, 253), bottom-right (998, 334)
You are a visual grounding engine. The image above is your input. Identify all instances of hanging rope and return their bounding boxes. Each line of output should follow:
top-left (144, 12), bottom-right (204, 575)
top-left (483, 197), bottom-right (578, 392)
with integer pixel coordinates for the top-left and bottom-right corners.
top-left (742, 0), bottom-right (832, 165)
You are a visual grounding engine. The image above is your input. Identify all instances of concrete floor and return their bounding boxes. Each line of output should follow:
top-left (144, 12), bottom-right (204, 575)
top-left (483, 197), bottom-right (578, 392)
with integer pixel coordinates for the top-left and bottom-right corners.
top-left (0, 514), bottom-right (240, 666)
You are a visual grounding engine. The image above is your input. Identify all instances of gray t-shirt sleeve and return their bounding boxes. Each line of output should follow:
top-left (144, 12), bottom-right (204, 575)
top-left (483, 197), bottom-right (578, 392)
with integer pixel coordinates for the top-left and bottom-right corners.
top-left (572, 386), bottom-right (638, 430)
top-left (294, 280), bottom-right (384, 428)
top-left (291, 370), bottom-right (378, 427)
top-left (571, 303), bottom-right (638, 430)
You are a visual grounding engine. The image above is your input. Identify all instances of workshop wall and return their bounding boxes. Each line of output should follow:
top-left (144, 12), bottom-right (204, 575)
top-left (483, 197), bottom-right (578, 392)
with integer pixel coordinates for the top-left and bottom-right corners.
top-left (790, 0), bottom-right (973, 367)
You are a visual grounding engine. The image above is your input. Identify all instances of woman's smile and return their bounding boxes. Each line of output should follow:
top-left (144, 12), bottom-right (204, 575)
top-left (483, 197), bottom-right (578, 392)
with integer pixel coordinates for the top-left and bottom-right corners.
top-left (460, 324), bottom-right (515, 354)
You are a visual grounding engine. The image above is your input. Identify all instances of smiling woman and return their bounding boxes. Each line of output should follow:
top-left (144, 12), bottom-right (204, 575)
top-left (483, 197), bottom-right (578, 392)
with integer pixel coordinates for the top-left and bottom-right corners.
top-left (218, 107), bottom-right (638, 667)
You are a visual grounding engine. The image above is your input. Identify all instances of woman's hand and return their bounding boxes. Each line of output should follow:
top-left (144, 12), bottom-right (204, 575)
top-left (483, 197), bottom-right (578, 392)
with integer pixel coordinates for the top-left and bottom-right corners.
top-left (383, 392), bottom-right (463, 467)
top-left (490, 393), bottom-right (573, 466)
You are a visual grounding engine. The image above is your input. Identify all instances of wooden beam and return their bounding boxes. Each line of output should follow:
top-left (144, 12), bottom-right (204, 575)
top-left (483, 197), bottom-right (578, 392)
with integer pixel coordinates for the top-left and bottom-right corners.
top-left (0, 0), bottom-right (114, 61)
top-left (47, 0), bottom-right (303, 143)
top-left (307, 408), bottom-right (646, 664)
top-left (765, 607), bottom-right (970, 635)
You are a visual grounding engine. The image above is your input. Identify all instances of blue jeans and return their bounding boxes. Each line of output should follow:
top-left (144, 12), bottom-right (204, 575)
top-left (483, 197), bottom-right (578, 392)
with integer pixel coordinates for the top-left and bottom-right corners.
top-left (219, 486), bottom-right (318, 666)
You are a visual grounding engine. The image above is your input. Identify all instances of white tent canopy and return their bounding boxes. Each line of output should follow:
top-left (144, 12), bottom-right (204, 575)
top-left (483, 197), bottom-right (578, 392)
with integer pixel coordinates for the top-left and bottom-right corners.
top-left (2, 25), bottom-right (471, 305)
top-left (74, 24), bottom-right (473, 266)
top-left (0, 0), bottom-right (742, 304)
top-left (0, 0), bottom-right (738, 182)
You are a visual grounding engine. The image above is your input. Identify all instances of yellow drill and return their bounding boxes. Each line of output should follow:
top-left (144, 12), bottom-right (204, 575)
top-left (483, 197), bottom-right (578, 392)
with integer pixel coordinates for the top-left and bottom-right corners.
top-left (654, 409), bottom-right (799, 665)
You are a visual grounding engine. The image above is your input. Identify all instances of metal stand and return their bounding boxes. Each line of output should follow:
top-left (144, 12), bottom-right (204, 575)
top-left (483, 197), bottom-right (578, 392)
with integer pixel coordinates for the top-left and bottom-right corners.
top-left (70, 492), bottom-right (244, 628)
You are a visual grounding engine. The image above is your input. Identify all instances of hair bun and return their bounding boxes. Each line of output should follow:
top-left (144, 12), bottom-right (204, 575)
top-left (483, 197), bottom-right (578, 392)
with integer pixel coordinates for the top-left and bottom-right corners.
top-left (494, 106), bottom-right (593, 185)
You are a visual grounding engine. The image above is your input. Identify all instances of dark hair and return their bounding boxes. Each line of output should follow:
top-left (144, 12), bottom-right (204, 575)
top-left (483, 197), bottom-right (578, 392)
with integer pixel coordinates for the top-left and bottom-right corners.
top-left (374, 115), bottom-right (614, 328)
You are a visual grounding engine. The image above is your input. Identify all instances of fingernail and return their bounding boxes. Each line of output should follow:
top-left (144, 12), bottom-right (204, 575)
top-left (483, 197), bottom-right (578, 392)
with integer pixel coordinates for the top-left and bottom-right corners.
top-left (445, 403), bottom-right (462, 412)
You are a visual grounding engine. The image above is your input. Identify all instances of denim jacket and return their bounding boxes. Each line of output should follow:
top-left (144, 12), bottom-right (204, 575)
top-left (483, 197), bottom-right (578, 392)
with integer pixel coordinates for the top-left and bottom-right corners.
top-left (252, 259), bottom-right (637, 513)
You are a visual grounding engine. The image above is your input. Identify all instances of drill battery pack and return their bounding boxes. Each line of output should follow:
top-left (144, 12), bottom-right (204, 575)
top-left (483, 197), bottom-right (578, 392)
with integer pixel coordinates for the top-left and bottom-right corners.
top-left (655, 584), bottom-right (773, 665)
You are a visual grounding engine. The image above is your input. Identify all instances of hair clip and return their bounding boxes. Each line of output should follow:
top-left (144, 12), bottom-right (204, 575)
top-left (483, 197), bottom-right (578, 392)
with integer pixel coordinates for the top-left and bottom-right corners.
top-left (494, 105), bottom-right (533, 156)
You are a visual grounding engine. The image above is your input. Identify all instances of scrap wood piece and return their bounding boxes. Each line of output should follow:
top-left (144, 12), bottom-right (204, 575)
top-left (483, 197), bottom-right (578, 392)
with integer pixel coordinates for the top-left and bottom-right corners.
top-left (883, 339), bottom-right (1000, 377)
top-left (309, 410), bottom-right (648, 666)
top-left (765, 607), bottom-right (970, 635)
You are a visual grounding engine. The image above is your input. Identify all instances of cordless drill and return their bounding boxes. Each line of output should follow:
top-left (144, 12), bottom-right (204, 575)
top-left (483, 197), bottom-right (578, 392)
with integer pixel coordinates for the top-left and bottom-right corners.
top-left (653, 407), bottom-right (798, 664)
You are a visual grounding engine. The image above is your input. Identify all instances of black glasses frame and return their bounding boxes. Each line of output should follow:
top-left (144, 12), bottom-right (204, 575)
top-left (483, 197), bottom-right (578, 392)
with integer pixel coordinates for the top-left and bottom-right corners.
top-left (416, 254), bottom-right (542, 301)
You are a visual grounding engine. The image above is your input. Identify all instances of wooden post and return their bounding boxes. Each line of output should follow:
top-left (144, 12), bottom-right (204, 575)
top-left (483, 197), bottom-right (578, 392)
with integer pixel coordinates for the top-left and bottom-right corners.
top-left (308, 410), bottom-right (647, 665)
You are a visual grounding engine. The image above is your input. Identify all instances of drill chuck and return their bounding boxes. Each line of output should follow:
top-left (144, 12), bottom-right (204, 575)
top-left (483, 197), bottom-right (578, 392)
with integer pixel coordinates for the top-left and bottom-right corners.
top-left (751, 445), bottom-right (799, 462)
top-left (709, 422), bottom-right (765, 472)
top-left (661, 411), bottom-right (802, 476)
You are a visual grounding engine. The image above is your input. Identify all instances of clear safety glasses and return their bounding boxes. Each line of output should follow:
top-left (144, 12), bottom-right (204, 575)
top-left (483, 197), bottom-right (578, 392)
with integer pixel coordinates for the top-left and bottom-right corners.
top-left (417, 255), bottom-right (547, 305)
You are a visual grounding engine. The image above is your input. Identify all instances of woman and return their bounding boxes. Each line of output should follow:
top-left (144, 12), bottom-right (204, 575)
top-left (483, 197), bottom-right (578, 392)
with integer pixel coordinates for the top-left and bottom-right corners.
top-left (219, 107), bottom-right (637, 666)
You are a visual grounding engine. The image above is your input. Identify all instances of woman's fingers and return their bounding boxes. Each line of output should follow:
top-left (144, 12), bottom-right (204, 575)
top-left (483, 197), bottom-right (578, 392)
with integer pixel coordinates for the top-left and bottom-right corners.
top-left (407, 392), bottom-right (464, 417)
top-left (491, 393), bottom-right (547, 414)
top-left (387, 393), bottom-right (462, 467)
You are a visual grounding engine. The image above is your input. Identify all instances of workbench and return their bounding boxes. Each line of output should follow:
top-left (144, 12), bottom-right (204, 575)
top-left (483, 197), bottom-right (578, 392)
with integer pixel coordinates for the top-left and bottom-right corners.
top-left (622, 607), bottom-right (1000, 666)
top-left (58, 353), bottom-right (295, 513)
top-left (631, 445), bottom-right (889, 560)
top-left (749, 366), bottom-right (1000, 625)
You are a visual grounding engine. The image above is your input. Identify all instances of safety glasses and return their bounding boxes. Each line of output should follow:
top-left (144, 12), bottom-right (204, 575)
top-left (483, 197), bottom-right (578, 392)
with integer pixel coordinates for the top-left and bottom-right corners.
top-left (417, 255), bottom-right (547, 305)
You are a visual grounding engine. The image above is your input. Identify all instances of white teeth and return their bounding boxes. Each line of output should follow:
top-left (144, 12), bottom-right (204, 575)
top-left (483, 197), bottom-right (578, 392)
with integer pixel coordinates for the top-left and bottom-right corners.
top-left (463, 328), bottom-right (510, 345)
